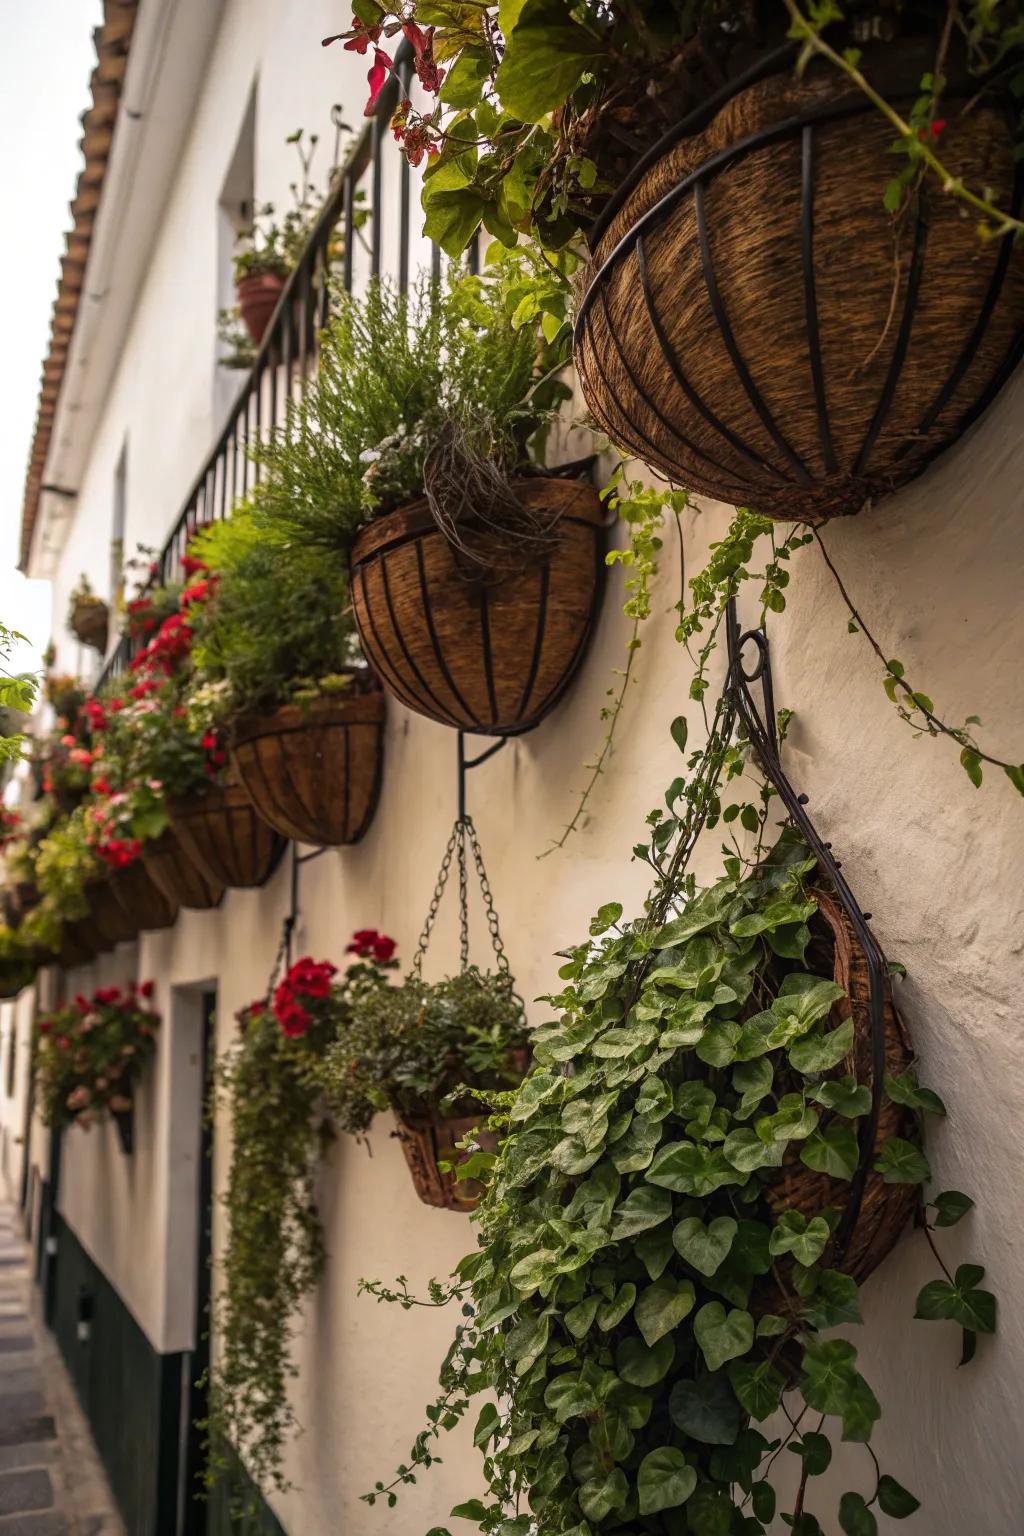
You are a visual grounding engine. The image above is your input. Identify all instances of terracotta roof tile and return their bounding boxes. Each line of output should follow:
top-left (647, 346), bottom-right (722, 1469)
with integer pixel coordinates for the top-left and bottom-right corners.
top-left (18, 0), bottom-right (139, 571)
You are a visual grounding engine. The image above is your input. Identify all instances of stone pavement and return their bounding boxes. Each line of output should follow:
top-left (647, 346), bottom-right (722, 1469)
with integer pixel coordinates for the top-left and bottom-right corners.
top-left (0, 1203), bottom-right (124, 1536)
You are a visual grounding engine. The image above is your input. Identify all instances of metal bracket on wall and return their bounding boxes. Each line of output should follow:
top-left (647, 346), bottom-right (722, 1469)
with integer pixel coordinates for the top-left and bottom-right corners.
top-left (457, 729), bottom-right (509, 822)
top-left (725, 596), bottom-right (888, 1257)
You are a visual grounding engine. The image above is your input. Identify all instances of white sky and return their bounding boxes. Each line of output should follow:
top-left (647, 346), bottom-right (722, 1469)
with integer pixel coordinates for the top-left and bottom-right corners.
top-left (0, 0), bottom-right (105, 678)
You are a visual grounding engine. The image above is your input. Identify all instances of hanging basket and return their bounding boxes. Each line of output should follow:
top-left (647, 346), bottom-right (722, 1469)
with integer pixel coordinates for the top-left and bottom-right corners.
top-left (350, 476), bottom-right (605, 734)
top-left (58, 919), bottom-right (99, 968)
top-left (576, 56), bottom-right (1024, 521)
top-left (168, 780), bottom-right (286, 891)
top-left (231, 687), bottom-right (385, 847)
top-left (112, 1105), bottom-right (134, 1156)
top-left (70, 595), bottom-right (110, 652)
top-left (764, 889), bottom-right (916, 1287)
top-left (84, 877), bottom-right (138, 948)
top-left (393, 1111), bottom-right (493, 1212)
top-left (0, 959), bottom-right (36, 999)
top-left (141, 827), bottom-right (224, 911)
top-left (236, 270), bottom-right (286, 346)
top-left (109, 859), bottom-right (179, 934)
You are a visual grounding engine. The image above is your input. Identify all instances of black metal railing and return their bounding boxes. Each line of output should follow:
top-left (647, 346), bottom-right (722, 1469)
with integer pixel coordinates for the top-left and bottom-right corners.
top-left (99, 42), bottom-right (435, 687)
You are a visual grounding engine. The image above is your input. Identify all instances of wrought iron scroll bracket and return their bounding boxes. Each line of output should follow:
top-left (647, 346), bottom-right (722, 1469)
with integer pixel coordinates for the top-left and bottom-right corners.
top-left (457, 729), bottom-right (509, 823)
top-left (724, 597), bottom-right (888, 1257)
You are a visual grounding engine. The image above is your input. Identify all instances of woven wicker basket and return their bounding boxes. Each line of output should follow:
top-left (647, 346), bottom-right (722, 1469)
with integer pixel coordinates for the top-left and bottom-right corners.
top-left (84, 877), bottom-right (138, 948)
top-left (393, 1111), bottom-right (492, 1212)
top-left (350, 477), bottom-right (605, 734)
top-left (141, 828), bottom-right (224, 911)
top-left (58, 919), bottom-right (99, 968)
top-left (765, 890), bottom-right (916, 1287)
top-left (168, 781), bottom-right (285, 891)
top-left (110, 859), bottom-right (179, 934)
top-left (70, 596), bottom-right (110, 652)
top-left (577, 59), bottom-right (1024, 520)
top-left (231, 689), bottom-right (385, 847)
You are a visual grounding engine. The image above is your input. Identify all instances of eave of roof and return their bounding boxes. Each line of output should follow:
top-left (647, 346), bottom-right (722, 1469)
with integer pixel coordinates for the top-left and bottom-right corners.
top-left (18, 0), bottom-right (140, 572)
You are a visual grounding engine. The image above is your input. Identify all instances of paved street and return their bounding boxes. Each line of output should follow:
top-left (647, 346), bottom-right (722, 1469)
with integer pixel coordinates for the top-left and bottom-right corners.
top-left (0, 1204), bottom-right (123, 1536)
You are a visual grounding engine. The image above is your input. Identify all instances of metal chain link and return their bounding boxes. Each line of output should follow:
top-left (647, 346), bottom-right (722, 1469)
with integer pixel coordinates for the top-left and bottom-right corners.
top-left (411, 815), bottom-right (520, 1004)
top-left (411, 820), bottom-right (461, 978)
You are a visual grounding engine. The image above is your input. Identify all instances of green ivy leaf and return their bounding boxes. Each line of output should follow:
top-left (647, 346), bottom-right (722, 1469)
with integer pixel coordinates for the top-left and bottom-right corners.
top-left (722, 1127), bottom-right (785, 1174)
top-left (769, 1211), bottom-right (831, 1267)
top-left (685, 1483), bottom-right (735, 1535)
top-left (696, 1021), bottom-right (741, 1068)
top-left (670, 716), bottom-right (688, 753)
top-left (960, 746), bottom-right (983, 788)
top-left (789, 1017), bottom-right (854, 1074)
top-left (932, 1189), bottom-right (974, 1227)
top-left (616, 1333), bottom-right (675, 1387)
top-left (874, 1137), bottom-right (930, 1184)
top-left (751, 1481), bottom-right (776, 1523)
top-left (672, 1216), bottom-right (737, 1277)
top-left (635, 1278), bottom-right (696, 1346)
top-left (589, 902), bottom-right (623, 936)
top-left (611, 1183), bottom-right (672, 1239)
top-left (884, 1070), bottom-right (946, 1116)
top-left (790, 1430), bottom-right (832, 1476)
top-left (668, 1373), bottom-right (741, 1445)
top-left (1004, 763), bottom-right (1024, 795)
top-left (509, 1248), bottom-right (556, 1294)
top-left (647, 1141), bottom-right (744, 1196)
top-left (800, 1123), bottom-right (859, 1180)
top-left (578, 1467), bottom-right (628, 1523)
top-left (597, 1283), bottom-right (637, 1331)
top-left (915, 1265), bottom-right (996, 1333)
top-left (694, 1302), bottom-right (754, 1372)
top-left (839, 1492), bottom-right (877, 1536)
top-left (635, 1223), bottom-right (675, 1281)
top-left (800, 1269), bottom-right (863, 1329)
top-left (564, 1295), bottom-right (600, 1339)
top-left (812, 1077), bottom-right (871, 1117)
top-left (877, 1475), bottom-right (921, 1517)
top-left (727, 1358), bottom-right (785, 1420)
top-left (636, 1447), bottom-right (697, 1515)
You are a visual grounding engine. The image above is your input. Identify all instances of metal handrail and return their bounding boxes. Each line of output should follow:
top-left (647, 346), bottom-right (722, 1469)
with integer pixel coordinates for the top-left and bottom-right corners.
top-left (98, 41), bottom-right (417, 688)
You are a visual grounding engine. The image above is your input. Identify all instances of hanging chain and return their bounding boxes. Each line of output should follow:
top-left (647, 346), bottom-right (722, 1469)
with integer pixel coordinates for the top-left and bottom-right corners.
top-left (411, 814), bottom-right (519, 1001)
top-left (412, 820), bottom-right (461, 978)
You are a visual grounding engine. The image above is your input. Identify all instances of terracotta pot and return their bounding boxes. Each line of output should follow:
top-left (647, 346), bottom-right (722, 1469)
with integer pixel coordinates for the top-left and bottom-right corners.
top-left (168, 781), bottom-right (286, 891)
top-left (231, 688), bottom-right (385, 847)
top-left (70, 596), bottom-right (109, 652)
top-left (350, 477), bottom-right (605, 734)
top-left (109, 859), bottom-right (179, 934)
top-left (236, 270), bottom-right (286, 346)
top-left (393, 1112), bottom-right (495, 1212)
top-left (141, 827), bottom-right (224, 911)
top-left (84, 877), bottom-right (138, 948)
top-left (576, 54), bottom-right (1024, 520)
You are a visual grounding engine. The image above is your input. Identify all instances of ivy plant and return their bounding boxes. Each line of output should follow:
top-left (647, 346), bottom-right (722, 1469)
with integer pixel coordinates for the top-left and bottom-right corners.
top-left (362, 733), bottom-right (994, 1535)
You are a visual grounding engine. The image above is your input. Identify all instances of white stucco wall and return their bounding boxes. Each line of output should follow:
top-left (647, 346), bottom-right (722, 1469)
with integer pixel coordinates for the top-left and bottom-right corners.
top-left (6, 0), bottom-right (1024, 1531)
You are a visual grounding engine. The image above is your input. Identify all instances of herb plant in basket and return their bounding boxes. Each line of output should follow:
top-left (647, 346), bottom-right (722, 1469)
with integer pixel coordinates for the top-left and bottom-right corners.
top-left (189, 505), bottom-right (385, 847)
top-left (322, 953), bottom-right (530, 1210)
top-left (333, 2), bottom-right (1024, 519)
top-left (208, 933), bottom-right (398, 1504)
top-left (248, 271), bottom-right (605, 734)
top-left (360, 720), bottom-right (995, 1534)
top-left (34, 981), bottom-right (158, 1150)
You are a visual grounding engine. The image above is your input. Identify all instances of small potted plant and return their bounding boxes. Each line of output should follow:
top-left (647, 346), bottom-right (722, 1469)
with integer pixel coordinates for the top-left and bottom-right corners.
top-left (34, 981), bottom-right (159, 1151)
top-left (67, 575), bottom-right (109, 652)
top-left (250, 271), bottom-right (604, 735)
top-left (321, 939), bottom-right (531, 1210)
top-left (190, 505), bottom-right (385, 847)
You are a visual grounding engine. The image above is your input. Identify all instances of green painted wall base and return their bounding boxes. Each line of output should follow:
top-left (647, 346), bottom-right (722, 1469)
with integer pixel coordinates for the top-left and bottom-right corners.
top-left (49, 1212), bottom-right (183, 1536)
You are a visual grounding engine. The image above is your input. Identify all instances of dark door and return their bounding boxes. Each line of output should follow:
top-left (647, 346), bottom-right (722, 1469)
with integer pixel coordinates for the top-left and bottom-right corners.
top-left (177, 991), bottom-right (216, 1536)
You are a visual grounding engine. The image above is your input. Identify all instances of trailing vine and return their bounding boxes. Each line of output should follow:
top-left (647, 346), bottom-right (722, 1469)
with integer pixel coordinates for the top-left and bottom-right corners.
top-left (361, 718), bottom-right (996, 1535)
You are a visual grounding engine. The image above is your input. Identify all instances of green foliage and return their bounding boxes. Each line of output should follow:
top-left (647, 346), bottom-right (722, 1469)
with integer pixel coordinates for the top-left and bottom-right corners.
top-left (0, 621), bottom-right (37, 764)
top-left (320, 967), bottom-right (529, 1137)
top-left (34, 808), bottom-right (102, 919)
top-left (361, 739), bottom-right (993, 1533)
top-left (247, 272), bottom-right (549, 554)
top-left (189, 505), bottom-right (360, 713)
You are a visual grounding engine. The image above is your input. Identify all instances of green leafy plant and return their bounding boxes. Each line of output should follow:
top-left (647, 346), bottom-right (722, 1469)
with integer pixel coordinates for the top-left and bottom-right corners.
top-left (207, 940), bottom-right (398, 1504)
top-left (320, 963), bottom-right (530, 1138)
top-left (0, 621), bottom-right (38, 766)
top-left (245, 270), bottom-right (556, 554)
top-left (34, 981), bottom-right (159, 1130)
top-left (328, 2), bottom-right (1024, 256)
top-left (188, 504), bottom-right (362, 715)
top-left (362, 735), bottom-right (994, 1534)
top-left (34, 808), bottom-right (104, 920)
